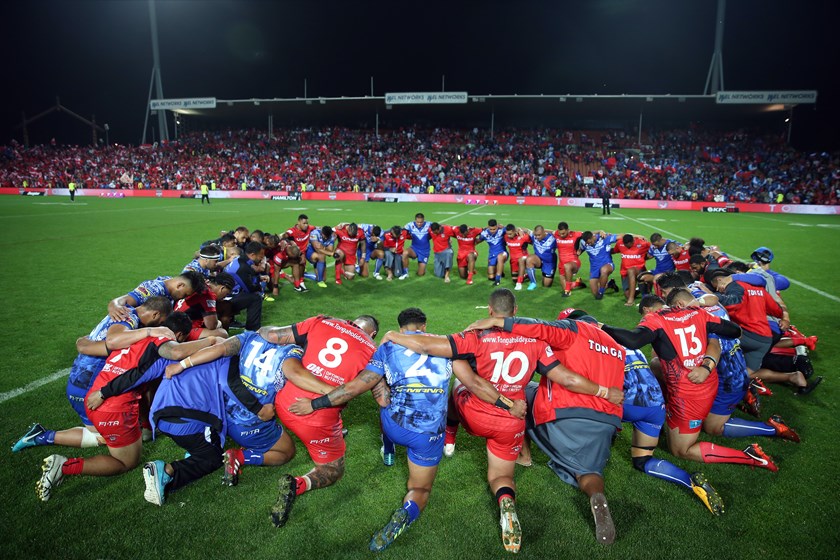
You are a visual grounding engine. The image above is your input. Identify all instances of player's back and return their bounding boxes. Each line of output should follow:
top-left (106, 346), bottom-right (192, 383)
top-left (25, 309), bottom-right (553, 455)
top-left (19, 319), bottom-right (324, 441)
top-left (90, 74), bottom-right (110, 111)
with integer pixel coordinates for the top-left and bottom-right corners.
top-left (623, 348), bottom-right (664, 408)
top-left (640, 307), bottom-right (716, 390)
top-left (450, 328), bottom-right (547, 400)
top-left (226, 332), bottom-right (304, 425)
top-left (375, 336), bottom-right (453, 433)
top-left (276, 316), bottom-right (376, 424)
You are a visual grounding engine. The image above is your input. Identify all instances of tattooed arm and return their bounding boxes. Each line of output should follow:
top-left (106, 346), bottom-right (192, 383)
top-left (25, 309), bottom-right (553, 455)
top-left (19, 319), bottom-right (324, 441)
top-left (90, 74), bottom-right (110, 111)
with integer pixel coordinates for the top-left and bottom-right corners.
top-left (288, 369), bottom-right (384, 415)
top-left (164, 335), bottom-right (238, 378)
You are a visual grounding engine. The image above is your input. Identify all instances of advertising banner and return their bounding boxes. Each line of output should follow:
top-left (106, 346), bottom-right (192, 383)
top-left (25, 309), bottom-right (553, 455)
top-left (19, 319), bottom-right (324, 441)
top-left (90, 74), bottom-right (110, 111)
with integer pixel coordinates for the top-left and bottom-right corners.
top-left (715, 91), bottom-right (817, 104)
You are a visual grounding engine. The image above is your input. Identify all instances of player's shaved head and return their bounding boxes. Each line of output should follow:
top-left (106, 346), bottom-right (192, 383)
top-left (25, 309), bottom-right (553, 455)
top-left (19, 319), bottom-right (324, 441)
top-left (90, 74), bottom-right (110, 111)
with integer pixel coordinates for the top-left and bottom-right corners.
top-left (622, 233), bottom-right (634, 247)
top-left (397, 308), bottom-right (427, 329)
top-left (353, 314), bottom-right (380, 338)
top-left (488, 288), bottom-right (516, 317)
top-left (638, 294), bottom-right (665, 315)
top-left (665, 288), bottom-right (695, 308)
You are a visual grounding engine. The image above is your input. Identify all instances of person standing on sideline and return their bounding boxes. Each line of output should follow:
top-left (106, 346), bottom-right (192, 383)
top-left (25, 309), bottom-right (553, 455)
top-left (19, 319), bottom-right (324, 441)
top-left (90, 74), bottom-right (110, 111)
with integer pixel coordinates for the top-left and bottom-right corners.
top-left (68, 180), bottom-right (76, 202)
top-left (200, 182), bottom-right (210, 205)
top-left (601, 185), bottom-right (611, 215)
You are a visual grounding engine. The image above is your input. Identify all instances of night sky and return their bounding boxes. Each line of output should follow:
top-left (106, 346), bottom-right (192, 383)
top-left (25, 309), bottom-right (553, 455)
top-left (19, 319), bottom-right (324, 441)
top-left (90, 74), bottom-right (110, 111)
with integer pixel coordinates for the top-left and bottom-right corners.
top-left (3, 0), bottom-right (838, 147)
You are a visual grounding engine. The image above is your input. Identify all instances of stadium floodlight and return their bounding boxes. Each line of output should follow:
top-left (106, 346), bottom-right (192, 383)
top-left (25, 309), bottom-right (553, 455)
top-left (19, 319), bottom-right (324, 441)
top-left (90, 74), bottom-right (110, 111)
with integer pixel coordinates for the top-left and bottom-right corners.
top-left (559, 97), bottom-right (566, 102)
top-left (319, 98), bottom-right (326, 104)
top-left (576, 97), bottom-right (583, 102)
top-left (254, 100), bottom-right (260, 106)
top-left (646, 97), bottom-right (654, 102)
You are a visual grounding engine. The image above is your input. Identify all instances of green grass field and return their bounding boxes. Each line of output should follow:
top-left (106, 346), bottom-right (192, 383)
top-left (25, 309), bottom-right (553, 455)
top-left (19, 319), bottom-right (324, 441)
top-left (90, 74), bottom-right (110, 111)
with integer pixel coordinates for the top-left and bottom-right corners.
top-left (1, 195), bottom-right (838, 560)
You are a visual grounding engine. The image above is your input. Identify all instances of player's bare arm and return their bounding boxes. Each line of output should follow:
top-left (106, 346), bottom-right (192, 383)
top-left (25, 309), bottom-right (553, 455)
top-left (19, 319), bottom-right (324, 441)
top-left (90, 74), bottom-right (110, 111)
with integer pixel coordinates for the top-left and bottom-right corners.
top-left (288, 369), bottom-right (381, 415)
top-left (688, 338), bottom-right (721, 384)
top-left (464, 317), bottom-right (505, 331)
top-left (158, 337), bottom-right (217, 361)
top-left (164, 336), bottom-right (233, 377)
top-left (106, 326), bottom-right (176, 351)
top-left (282, 358), bottom-right (332, 396)
top-left (381, 331), bottom-right (453, 357)
top-left (257, 325), bottom-right (295, 345)
top-left (371, 378), bottom-right (390, 407)
top-left (107, 294), bottom-right (139, 322)
top-left (546, 363), bottom-right (624, 405)
top-left (452, 360), bottom-right (526, 419)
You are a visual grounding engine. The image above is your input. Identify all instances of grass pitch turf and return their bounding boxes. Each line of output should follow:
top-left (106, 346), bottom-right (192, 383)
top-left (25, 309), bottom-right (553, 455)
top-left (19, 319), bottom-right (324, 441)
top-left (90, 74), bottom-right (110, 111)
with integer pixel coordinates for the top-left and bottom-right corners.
top-left (1, 196), bottom-right (838, 559)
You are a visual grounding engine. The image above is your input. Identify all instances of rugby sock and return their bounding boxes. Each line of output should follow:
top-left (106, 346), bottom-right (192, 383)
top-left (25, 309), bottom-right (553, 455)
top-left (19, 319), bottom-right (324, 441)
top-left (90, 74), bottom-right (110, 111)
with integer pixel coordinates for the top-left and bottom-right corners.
top-left (444, 421), bottom-right (459, 445)
top-left (374, 259), bottom-right (383, 274)
top-left (335, 268), bottom-right (342, 282)
top-left (403, 500), bottom-right (421, 523)
top-left (242, 449), bottom-right (264, 466)
top-left (278, 271), bottom-right (288, 281)
top-left (495, 486), bottom-right (515, 504)
top-left (698, 442), bottom-right (757, 466)
top-left (293, 278), bottom-right (301, 288)
top-left (294, 475), bottom-right (312, 496)
top-left (641, 457), bottom-right (692, 490)
top-left (36, 430), bottom-right (56, 446)
top-left (316, 261), bottom-right (326, 281)
top-left (467, 272), bottom-right (474, 282)
top-left (526, 268), bottom-right (537, 284)
top-left (564, 279), bottom-right (572, 292)
top-left (598, 287), bottom-right (606, 296)
top-left (381, 431), bottom-right (395, 456)
top-left (62, 457), bottom-right (84, 476)
top-left (722, 418), bottom-right (777, 438)
top-left (495, 274), bottom-right (501, 284)
top-left (517, 275), bottom-right (524, 285)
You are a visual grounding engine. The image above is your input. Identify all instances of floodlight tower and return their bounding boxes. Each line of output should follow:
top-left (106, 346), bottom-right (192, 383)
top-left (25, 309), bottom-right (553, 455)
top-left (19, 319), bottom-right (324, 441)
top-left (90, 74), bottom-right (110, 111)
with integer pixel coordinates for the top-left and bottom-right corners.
top-left (704, 0), bottom-right (726, 94)
top-left (142, 0), bottom-right (169, 143)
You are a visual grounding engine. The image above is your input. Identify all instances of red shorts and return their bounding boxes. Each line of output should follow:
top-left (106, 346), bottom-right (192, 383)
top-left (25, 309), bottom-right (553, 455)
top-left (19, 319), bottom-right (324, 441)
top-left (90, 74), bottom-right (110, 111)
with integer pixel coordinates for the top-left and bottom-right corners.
top-left (340, 250), bottom-right (358, 267)
top-left (665, 378), bottom-right (718, 434)
top-left (86, 408), bottom-right (141, 448)
top-left (273, 253), bottom-right (289, 267)
top-left (560, 257), bottom-right (581, 270)
top-left (457, 251), bottom-right (476, 268)
top-left (187, 327), bottom-right (203, 341)
top-left (453, 386), bottom-right (524, 461)
top-left (276, 407), bottom-right (345, 464)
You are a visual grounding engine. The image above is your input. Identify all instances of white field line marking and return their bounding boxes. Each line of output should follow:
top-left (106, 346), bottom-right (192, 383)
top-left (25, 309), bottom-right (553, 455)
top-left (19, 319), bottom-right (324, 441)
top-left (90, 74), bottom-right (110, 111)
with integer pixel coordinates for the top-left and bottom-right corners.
top-left (619, 213), bottom-right (840, 304)
top-left (438, 205), bottom-right (484, 223)
top-left (0, 368), bottom-right (70, 405)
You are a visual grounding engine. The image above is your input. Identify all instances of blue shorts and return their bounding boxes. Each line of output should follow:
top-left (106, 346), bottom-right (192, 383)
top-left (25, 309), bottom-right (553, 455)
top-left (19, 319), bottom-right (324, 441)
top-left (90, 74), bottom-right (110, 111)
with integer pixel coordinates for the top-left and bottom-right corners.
top-left (380, 408), bottom-right (444, 467)
top-left (226, 419), bottom-right (283, 453)
top-left (710, 387), bottom-right (746, 416)
top-left (539, 257), bottom-right (557, 278)
top-left (652, 262), bottom-right (675, 275)
top-left (409, 245), bottom-right (430, 264)
top-left (589, 261), bottom-right (614, 279)
top-left (365, 246), bottom-right (375, 262)
top-left (66, 380), bottom-right (91, 425)
top-left (622, 403), bottom-right (665, 438)
top-left (488, 250), bottom-right (507, 267)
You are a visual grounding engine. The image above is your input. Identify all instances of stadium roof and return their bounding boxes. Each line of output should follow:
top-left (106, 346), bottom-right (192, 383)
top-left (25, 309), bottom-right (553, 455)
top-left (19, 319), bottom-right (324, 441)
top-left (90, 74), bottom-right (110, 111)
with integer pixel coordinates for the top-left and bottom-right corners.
top-left (171, 94), bottom-right (796, 130)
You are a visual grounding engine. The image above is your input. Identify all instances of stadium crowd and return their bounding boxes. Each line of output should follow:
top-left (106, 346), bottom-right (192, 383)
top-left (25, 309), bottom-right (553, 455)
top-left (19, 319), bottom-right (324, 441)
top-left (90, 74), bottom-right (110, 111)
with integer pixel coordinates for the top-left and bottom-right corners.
top-left (2, 126), bottom-right (838, 204)
top-left (11, 208), bottom-right (823, 553)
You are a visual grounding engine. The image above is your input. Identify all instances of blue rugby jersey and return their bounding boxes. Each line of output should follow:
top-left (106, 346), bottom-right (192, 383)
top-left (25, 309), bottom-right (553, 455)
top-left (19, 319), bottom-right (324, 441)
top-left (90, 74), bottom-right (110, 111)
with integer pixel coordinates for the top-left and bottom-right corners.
top-left (366, 331), bottom-right (453, 434)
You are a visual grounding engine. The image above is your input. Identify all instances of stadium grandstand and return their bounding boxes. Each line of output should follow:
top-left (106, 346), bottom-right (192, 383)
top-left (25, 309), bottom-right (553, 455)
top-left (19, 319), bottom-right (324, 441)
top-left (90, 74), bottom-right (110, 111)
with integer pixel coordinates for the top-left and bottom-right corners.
top-left (2, 94), bottom-right (837, 205)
